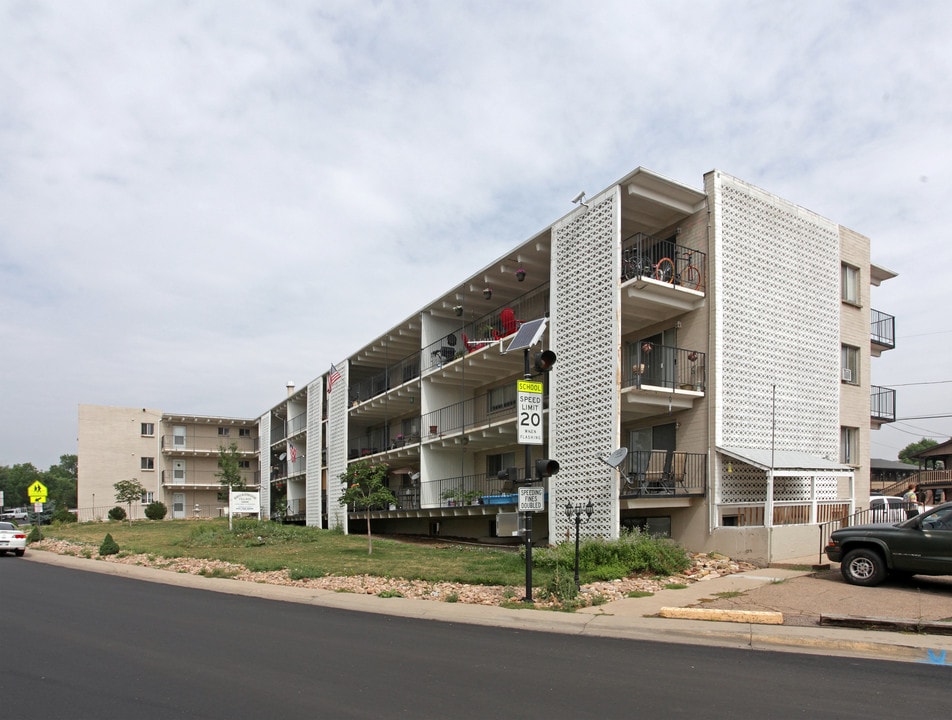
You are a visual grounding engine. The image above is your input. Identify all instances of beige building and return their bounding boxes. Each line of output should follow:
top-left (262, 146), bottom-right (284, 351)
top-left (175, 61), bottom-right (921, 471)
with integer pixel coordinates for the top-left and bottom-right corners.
top-left (77, 405), bottom-right (258, 521)
top-left (78, 166), bottom-right (897, 563)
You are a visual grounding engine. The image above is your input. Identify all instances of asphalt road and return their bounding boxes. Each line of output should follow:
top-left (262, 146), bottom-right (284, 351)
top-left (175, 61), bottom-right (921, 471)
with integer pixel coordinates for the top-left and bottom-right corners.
top-left (0, 557), bottom-right (948, 719)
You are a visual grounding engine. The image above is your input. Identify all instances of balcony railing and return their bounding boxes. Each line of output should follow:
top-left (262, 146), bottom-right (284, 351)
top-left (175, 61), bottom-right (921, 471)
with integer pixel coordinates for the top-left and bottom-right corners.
top-left (287, 411), bottom-right (307, 436)
top-left (348, 426), bottom-right (422, 459)
top-left (870, 309), bottom-right (895, 349)
top-left (618, 450), bottom-right (706, 498)
top-left (622, 233), bottom-right (706, 291)
top-left (622, 344), bottom-right (706, 391)
top-left (161, 468), bottom-right (259, 487)
top-left (422, 286), bottom-right (551, 372)
top-left (420, 385), bottom-right (547, 439)
top-left (162, 435), bottom-right (257, 455)
top-left (871, 385), bottom-right (896, 423)
top-left (355, 472), bottom-right (529, 511)
top-left (350, 352), bottom-right (422, 405)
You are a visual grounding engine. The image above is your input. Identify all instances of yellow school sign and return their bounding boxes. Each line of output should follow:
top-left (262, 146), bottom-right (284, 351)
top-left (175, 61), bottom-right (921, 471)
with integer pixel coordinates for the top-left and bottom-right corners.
top-left (28, 481), bottom-right (48, 503)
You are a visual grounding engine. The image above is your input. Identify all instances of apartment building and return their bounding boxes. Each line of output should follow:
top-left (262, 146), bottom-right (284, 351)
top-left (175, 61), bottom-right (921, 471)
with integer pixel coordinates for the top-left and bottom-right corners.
top-left (258, 167), bottom-right (896, 564)
top-left (77, 166), bottom-right (896, 564)
top-left (77, 405), bottom-right (259, 521)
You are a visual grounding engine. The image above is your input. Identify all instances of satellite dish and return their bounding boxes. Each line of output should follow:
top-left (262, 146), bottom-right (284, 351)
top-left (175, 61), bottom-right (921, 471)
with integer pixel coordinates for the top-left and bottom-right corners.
top-left (278, 453), bottom-right (287, 461)
top-left (599, 447), bottom-right (629, 469)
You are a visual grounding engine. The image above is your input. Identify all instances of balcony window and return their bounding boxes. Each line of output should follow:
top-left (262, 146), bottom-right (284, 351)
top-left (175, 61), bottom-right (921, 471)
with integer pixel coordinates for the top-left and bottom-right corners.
top-left (218, 427), bottom-right (230, 437)
top-left (840, 345), bottom-right (859, 384)
top-left (487, 384), bottom-right (517, 414)
top-left (841, 264), bottom-right (860, 305)
top-left (239, 428), bottom-right (251, 437)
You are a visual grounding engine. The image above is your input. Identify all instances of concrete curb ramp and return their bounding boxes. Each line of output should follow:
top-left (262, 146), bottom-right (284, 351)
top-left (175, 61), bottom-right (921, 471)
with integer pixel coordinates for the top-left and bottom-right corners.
top-left (659, 606), bottom-right (784, 624)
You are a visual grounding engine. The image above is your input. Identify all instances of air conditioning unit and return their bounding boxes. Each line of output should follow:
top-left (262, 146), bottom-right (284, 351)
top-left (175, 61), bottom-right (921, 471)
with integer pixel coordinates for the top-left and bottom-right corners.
top-left (841, 368), bottom-right (853, 382)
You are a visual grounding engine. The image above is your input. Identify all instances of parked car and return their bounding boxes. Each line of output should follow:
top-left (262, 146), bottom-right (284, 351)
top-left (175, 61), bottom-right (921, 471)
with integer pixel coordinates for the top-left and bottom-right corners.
top-left (826, 501), bottom-right (952, 586)
top-left (0, 521), bottom-right (27, 556)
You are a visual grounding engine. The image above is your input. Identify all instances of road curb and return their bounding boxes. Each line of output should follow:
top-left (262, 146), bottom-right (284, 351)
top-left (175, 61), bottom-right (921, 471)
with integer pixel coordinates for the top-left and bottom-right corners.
top-left (659, 606), bottom-right (784, 624)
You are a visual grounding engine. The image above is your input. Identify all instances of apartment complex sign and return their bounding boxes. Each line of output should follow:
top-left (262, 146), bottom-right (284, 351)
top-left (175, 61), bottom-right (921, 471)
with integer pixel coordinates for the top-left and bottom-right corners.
top-left (516, 380), bottom-right (544, 445)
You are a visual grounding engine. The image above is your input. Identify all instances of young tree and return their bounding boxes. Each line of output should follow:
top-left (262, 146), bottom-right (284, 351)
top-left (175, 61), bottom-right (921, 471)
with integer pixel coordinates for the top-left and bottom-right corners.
top-left (113, 478), bottom-right (146, 524)
top-left (338, 460), bottom-right (394, 555)
top-left (899, 438), bottom-right (939, 465)
top-left (216, 442), bottom-right (244, 500)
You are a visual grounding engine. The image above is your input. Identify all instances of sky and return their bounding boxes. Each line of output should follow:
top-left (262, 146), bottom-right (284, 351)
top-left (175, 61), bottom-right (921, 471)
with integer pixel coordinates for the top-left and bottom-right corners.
top-left (2, 0), bottom-right (951, 470)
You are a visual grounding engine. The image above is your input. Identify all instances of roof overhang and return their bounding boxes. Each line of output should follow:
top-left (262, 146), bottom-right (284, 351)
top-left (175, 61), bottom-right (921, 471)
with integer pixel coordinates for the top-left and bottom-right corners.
top-left (719, 447), bottom-right (853, 475)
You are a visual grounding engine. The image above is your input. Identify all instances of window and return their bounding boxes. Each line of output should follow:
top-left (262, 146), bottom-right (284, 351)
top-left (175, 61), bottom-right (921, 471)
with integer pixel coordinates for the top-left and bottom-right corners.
top-left (238, 460), bottom-right (251, 469)
top-left (239, 428), bottom-right (251, 437)
top-left (487, 384), bottom-right (517, 413)
top-left (840, 427), bottom-right (858, 465)
top-left (140, 422), bottom-right (155, 436)
top-left (841, 345), bottom-right (859, 384)
top-left (140, 491), bottom-right (154, 504)
top-left (841, 264), bottom-right (860, 305)
top-left (218, 427), bottom-right (230, 437)
top-left (486, 452), bottom-right (516, 478)
top-left (140, 457), bottom-right (155, 471)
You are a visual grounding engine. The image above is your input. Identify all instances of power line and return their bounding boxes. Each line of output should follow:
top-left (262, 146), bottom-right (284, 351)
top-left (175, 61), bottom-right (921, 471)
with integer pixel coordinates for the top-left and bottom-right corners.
top-left (886, 380), bottom-right (952, 387)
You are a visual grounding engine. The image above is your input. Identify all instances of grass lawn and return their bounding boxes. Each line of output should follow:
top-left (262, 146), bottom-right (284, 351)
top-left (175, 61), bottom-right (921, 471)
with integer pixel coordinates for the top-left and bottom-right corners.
top-left (37, 518), bottom-right (550, 588)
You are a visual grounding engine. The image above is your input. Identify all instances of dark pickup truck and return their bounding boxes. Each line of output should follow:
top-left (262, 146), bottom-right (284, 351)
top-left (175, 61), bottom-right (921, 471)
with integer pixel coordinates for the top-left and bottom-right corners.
top-left (826, 501), bottom-right (952, 586)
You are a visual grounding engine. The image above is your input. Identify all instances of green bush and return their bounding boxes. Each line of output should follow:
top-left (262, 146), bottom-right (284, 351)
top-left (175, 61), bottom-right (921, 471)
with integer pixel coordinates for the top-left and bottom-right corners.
top-left (99, 533), bottom-right (120, 556)
top-left (52, 505), bottom-right (77, 524)
top-left (144, 501), bottom-right (168, 521)
top-left (532, 528), bottom-right (691, 581)
top-left (108, 506), bottom-right (126, 522)
top-left (27, 525), bottom-right (42, 543)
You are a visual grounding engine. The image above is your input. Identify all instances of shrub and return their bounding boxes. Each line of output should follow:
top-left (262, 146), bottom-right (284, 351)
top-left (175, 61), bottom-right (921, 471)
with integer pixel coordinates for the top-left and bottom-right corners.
top-left (27, 525), bottom-right (42, 543)
top-left (52, 505), bottom-right (77, 524)
top-left (108, 506), bottom-right (126, 522)
top-left (99, 533), bottom-right (120, 556)
top-left (144, 501), bottom-right (168, 521)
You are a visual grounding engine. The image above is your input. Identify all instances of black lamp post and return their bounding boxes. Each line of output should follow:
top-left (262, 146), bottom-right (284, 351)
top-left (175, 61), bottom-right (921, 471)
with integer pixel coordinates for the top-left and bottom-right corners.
top-left (565, 499), bottom-right (594, 588)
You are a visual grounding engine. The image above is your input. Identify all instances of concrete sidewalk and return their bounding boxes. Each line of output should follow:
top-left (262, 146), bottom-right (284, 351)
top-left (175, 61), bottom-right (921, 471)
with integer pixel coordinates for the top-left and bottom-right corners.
top-left (24, 550), bottom-right (952, 666)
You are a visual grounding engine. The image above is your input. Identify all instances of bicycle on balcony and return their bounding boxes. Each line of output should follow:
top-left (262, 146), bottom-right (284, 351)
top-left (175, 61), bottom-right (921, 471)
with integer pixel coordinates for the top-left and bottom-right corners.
top-left (654, 249), bottom-right (703, 291)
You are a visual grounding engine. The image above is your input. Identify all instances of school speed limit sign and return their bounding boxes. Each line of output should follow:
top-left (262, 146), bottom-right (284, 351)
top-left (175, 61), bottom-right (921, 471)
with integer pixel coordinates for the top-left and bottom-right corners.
top-left (517, 380), bottom-right (544, 445)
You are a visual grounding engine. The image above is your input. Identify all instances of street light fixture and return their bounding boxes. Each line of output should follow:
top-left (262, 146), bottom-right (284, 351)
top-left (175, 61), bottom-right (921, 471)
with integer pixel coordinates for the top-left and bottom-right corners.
top-left (565, 499), bottom-right (594, 588)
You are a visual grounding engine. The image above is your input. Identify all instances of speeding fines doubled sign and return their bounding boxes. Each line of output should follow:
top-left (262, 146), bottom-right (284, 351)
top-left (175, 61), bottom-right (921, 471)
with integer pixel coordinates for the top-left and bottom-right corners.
top-left (517, 379), bottom-right (544, 445)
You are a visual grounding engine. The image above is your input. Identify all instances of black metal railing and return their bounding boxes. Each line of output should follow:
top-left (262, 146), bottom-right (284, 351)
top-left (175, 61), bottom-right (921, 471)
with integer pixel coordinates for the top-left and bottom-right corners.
top-left (288, 411), bottom-right (307, 436)
top-left (350, 352), bottom-right (422, 405)
top-left (161, 434), bottom-right (258, 455)
top-left (347, 425), bottom-right (422, 459)
top-left (871, 385), bottom-right (896, 423)
top-left (622, 344), bottom-right (706, 391)
top-left (422, 285), bottom-right (551, 372)
top-left (871, 309), bottom-right (895, 349)
top-left (622, 233), bottom-right (706, 291)
top-left (618, 450), bottom-right (706, 498)
top-left (421, 385), bottom-right (548, 438)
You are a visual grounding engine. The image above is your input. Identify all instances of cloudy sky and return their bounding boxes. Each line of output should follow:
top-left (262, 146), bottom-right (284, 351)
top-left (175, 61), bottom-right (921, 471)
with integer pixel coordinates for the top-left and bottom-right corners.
top-left (2, 0), bottom-right (950, 470)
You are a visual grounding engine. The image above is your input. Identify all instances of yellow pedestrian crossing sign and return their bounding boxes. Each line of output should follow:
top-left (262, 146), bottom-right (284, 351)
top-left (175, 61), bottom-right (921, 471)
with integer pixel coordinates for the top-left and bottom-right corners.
top-left (28, 481), bottom-right (48, 503)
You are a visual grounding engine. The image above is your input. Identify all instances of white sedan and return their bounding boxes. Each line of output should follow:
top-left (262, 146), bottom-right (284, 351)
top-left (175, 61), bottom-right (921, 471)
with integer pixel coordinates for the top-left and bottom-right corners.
top-left (0, 521), bottom-right (26, 556)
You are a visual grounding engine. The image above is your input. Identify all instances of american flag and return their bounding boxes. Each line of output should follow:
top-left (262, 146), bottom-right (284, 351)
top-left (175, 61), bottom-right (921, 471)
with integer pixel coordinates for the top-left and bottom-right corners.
top-left (289, 442), bottom-right (297, 463)
top-left (327, 363), bottom-right (342, 394)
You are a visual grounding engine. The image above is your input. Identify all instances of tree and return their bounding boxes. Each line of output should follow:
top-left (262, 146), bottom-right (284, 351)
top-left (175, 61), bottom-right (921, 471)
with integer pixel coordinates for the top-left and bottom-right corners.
top-left (113, 478), bottom-right (146, 524)
top-left (338, 460), bottom-right (394, 555)
top-left (899, 438), bottom-right (939, 465)
top-left (215, 442), bottom-right (244, 500)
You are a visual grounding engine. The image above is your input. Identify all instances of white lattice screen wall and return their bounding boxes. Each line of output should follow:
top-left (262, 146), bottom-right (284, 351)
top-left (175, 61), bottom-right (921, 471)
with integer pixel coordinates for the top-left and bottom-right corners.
top-left (548, 190), bottom-right (620, 541)
top-left (305, 379), bottom-right (323, 526)
top-left (258, 414), bottom-right (270, 516)
top-left (712, 173), bottom-right (841, 504)
top-left (719, 462), bottom-right (839, 502)
top-left (325, 364), bottom-right (349, 531)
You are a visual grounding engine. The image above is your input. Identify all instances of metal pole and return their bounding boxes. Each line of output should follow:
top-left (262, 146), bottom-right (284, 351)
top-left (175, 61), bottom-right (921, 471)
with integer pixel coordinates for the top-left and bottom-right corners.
top-left (523, 348), bottom-right (533, 602)
top-left (573, 509), bottom-right (582, 587)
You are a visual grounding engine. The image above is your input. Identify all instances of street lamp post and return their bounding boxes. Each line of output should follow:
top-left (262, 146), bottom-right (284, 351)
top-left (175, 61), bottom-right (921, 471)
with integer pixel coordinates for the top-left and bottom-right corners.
top-left (565, 499), bottom-right (594, 588)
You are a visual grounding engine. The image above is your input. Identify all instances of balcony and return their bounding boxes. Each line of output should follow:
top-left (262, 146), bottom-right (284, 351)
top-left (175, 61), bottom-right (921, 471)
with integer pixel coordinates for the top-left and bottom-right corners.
top-left (349, 352), bottom-right (422, 413)
top-left (349, 472), bottom-right (533, 516)
top-left (870, 309), bottom-right (895, 356)
top-left (420, 387), bottom-right (548, 450)
top-left (162, 434), bottom-right (257, 457)
top-left (618, 450), bottom-right (707, 503)
top-left (871, 385), bottom-right (897, 428)
top-left (621, 233), bottom-right (706, 332)
top-left (161, 468), bottom-right (259, 490)
top-left (621, 344), bottom-right (705, 419)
